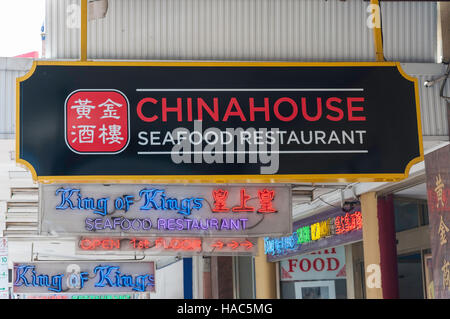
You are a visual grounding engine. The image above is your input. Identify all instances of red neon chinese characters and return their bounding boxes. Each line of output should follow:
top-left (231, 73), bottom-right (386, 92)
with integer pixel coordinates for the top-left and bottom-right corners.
top-left (232, 189), bottom-right (255, 212)
top-left (257, 189), bottom-right (277, 213)
top-left (355, 211), bottom-right (363, 230)
top-left (212, 189), bottom-right (230, 212)
top-left (344, 213), bottom-right (352, 233)
top-left (335, 216), bottom-right (344, 235)
top-left (212, 188), bottom-right (277, 213)
top-left (334, 211), bottom-right (363, 235)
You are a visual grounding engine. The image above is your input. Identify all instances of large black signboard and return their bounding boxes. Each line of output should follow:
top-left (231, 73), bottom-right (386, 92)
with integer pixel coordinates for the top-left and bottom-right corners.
top-left (17, 61), bottom-right (423, 183)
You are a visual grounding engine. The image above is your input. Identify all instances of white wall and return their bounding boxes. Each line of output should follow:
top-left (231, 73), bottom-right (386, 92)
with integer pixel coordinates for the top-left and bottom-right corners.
top-left (45, 0), bottom-right (437, 63)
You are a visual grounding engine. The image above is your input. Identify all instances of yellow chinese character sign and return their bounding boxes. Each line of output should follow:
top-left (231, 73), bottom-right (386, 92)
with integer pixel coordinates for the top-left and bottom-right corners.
top-left (425, 144), bottom-right (450, 298)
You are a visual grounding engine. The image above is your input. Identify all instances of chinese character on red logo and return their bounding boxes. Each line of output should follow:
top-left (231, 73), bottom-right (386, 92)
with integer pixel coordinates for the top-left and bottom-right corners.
top-left (65, 90), bottom-right (129, 154)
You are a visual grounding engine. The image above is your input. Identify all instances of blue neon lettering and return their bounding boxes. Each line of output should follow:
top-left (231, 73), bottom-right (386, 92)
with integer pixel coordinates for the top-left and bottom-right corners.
top-left (166, 198), bottom-right (179, 210)
top-left (114, 272), bottom-right (123, 288)
top-left (55, 188), bottom-right (79, 209)
top-left (93, 265), bottom-right (154, 291)
top-left (264, 232), bottom-right (300, 256)
top-left (115, 197), bottom-right (124, 210)
top-left (179, 198), bottom-right (191, 216)
top-left (14, 265), bottom-right (64, 292)
top-left (81, 197), bottom-right (94, 210)
top-left (80, 272), bottom-right (89, 289)
top-left (95, 198), bottom-right (108, 216)
top-left (139, 189), bottom-right (163, 210)
top-left (49, 274), bottom-right (64, 292)
top-left (55, 188), bottom-right (108, 216)
top-left (94, 265), bottom-right (119, 287)
top-left (192, 198), bottom-right (203, 210)
top-left (37, 274), bottom-right (49, 287)
top-left (31, 268), bottom-right (38, 286)
top-left (139, 189), bottom-right (203, 216)
top-left (120, 275), bottom-right (133, 287)
top-left (160, 194), bottom-right (167, 210)
top-left (14, 264), bottom-right (154, 292)
top-left (14, 265), bottom-right (33, 287)
top-left (123, 196), bottom-right (134, 212)
top-left (133, 274), bottom-right (154, 292)
top-left (56, 188), bottom-right (205, 217)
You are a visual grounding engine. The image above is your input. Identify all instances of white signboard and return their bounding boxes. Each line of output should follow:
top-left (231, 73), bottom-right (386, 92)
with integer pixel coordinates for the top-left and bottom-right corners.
top-left (13, 262), bottom-right (155, 294)
top-left (280, 246), bottom-right (346, 281)
top-left (39, 184), bottom-right (292, 237)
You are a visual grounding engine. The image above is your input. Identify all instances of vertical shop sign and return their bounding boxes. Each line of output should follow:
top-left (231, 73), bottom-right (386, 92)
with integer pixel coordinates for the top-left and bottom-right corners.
top-left (0, 239), bottom-right (8, 299)
top-left (425, 144), bottom-right (450, 299)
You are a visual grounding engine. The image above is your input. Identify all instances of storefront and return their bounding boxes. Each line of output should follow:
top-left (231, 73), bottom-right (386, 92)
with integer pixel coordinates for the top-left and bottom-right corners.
top-left (3, 0), bottom-right (447, 301)
top-left (392, 192), bottom-right (432, 299)
top-left (8, 183), bottom-right (290, 298)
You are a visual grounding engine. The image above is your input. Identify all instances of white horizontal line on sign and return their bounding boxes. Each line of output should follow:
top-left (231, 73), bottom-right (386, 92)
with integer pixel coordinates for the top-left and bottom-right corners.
top-left (135, 88), bottom-right (364, 92)
top-left (137, 150), bottom-right (369, 155)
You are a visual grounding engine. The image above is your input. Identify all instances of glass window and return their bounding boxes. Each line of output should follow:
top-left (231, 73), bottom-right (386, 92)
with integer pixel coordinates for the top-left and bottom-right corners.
top-left (280, 281), bottom-right (296, 299)
top-left (394, 200), bottom-right (419, 232)
top-left (234, 256), bottom-right (255, 299)
top-left (397, 252), bottom-right (424, 299)
top-left (420, 203), bottom-right (429, 226)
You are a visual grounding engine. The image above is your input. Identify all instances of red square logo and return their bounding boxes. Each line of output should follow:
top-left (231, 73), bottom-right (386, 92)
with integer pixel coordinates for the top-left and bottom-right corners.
top-left (65, 90), bottom-right (129, 154)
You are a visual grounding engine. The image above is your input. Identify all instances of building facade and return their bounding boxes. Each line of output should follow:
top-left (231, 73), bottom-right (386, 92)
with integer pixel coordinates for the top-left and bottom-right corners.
top-left (0, 0), bottom-right (448, 299)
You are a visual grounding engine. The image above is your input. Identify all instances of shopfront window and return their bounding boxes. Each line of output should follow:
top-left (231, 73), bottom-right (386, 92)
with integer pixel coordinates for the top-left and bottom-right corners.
top-left (394, 198), bottom-right (428, 232)
top-left (397, 252), bottom-right (424, 299)
top-left (233, 256), bottom-right (255, 299)
top-left (394, 200), bottom-right (419, 232)
top-left (394, 197), bottom-right (431, 299)
top-left (419, 203), bottom-right (429, 226)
